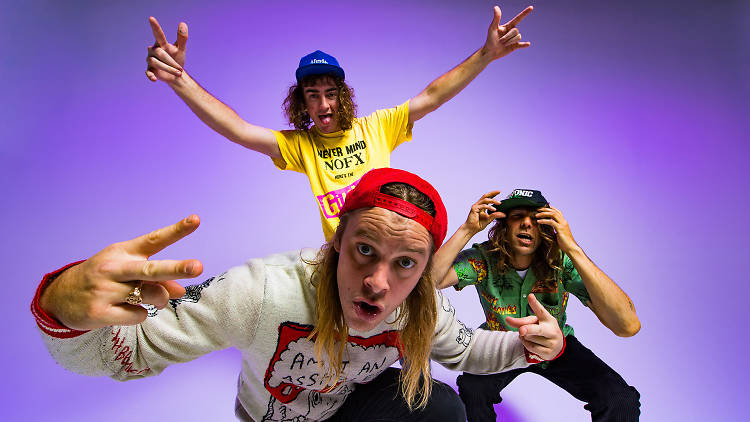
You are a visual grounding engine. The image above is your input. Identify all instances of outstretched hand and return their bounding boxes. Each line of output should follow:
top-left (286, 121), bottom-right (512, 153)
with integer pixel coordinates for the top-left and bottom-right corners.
top-left (39, 215), bottom-right (204, 331)
top-left (464, 190), bottom-right (505, 234)
top-left (505, 293), bottom-right (564, 360)
top-left (145, 16), bottom-right (188, 83)
top-left (483, 5), bottom-right (533, 60)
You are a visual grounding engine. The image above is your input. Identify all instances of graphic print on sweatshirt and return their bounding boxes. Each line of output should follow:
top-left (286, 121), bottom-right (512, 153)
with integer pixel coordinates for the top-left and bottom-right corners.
top-left (144, 273), bottom-right (227, 318)
top-left (262, 321), bottom-right (402, 421)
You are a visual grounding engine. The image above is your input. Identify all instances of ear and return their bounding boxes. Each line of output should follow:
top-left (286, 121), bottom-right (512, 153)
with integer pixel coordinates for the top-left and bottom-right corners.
top-left (333, 232), bottom-right (341, 253)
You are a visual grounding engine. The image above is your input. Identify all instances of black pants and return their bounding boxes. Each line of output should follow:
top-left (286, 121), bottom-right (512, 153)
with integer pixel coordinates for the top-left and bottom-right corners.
top-left (457, 335), bottom-right (640, 422)
top-left (328, 367), bottom-right (466, 421)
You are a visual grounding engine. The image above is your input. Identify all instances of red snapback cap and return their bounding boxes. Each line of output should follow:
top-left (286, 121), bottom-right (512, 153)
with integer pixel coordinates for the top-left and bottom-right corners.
top-left (339, 168), bottom-right (447, 249)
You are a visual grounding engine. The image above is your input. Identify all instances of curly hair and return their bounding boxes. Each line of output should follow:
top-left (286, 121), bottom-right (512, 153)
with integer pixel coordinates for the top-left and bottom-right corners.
top-left (487, 207), bottom-right (562, 291)
top-left (306, 182), bottom-right (438, 410)
top-left (282, 74), bottom-right (357, 131)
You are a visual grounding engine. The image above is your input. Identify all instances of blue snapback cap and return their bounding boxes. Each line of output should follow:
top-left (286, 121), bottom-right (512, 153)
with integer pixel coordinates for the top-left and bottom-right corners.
top-left (295, 50), bottom-right (345, 83)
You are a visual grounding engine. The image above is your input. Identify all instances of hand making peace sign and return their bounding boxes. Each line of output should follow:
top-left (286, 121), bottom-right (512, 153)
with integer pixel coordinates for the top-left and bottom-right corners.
top-left (145, 16), bottom-right (188, 83)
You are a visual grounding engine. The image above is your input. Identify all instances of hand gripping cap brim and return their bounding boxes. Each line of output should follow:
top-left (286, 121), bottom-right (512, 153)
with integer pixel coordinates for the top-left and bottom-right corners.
top-left (339, 168), bottom-right (447, 250)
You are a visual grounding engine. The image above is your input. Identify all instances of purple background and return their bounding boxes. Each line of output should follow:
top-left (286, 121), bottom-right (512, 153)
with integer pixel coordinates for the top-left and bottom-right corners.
top-left (3, 0), bottom-right (747, 420)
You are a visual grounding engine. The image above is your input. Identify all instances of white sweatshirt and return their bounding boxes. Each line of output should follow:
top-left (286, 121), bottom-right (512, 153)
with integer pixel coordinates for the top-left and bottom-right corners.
top-left (36, 249), bottom-right (531, 421)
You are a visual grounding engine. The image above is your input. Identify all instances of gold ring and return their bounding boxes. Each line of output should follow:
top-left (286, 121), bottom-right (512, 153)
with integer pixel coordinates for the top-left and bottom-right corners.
top-left (126, 283), bottom-right (143, 305)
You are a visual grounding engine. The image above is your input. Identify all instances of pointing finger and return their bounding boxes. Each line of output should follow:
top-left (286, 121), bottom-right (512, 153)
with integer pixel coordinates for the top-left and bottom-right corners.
top-left (124, 215), bottom-right (200, 257)
top-left (527, 293), bottom-right (555, 322)
top-left (149, 16), bottom-right (169, 47)
top-left (505, 5), bottom-right (533, 29)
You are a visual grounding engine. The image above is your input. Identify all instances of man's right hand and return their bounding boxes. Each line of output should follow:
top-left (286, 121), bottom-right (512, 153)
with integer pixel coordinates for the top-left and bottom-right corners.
top-left (39, 215), bottom-right (204, 331)
top-left (145, 16), bottom-right (188, 83)
top-left (505, 293), bottom-right (564, 361)
top-left (463, 190), bottom-right (505, 235)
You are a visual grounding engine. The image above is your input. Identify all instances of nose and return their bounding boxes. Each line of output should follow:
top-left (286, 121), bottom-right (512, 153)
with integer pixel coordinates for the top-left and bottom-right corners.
top-left (520, 215), bottom-right (533, 229)
top-left (363, 262), bottom-right (390, 297)
top-left (320, 96), bottom-right (330, 111)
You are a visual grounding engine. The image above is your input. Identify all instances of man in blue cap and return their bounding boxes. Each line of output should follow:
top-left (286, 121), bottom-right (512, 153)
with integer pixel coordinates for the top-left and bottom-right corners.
top-left (144, 6), bottom-right (533, 240)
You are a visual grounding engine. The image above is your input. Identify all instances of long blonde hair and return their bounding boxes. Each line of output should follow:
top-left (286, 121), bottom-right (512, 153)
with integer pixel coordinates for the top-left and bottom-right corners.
top-left (307, 182), bottom-right (438, 410)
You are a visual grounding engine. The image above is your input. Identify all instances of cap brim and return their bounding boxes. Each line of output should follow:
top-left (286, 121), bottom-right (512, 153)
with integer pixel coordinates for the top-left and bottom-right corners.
top-left (296, 64), bottom-right (345, 82)
top-left (496, 198), bottom-right (546, 213)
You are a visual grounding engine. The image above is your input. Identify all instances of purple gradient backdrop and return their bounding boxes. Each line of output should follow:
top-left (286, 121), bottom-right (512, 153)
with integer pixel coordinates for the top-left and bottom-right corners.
top-left (2, 0), bottom-right (747, 420)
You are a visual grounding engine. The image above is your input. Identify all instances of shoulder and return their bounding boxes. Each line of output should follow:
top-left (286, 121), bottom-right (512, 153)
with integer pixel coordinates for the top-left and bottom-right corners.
top-left (360, 101), bottom-right (409, 124)
top-left (457, 241), bottom-right (492, 261)
top-left (272, 128), bottom-right (313, 143)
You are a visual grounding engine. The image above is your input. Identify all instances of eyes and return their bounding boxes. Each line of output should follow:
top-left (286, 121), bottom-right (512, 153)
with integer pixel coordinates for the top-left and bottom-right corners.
top-left (398, 257), bottom-right (416, 269)
top-left (357, 243), bottom-right (373, 256)
top-left (508, 212), bottom-right (537, 222)
top-left (356, 243), bottom-right (416, 269)
top-left (305, 91), bottom-right (338, 100)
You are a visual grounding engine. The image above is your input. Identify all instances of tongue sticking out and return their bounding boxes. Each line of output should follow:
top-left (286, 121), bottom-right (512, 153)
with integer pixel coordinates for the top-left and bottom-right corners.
top-left (320, 114), bottom-right (332, 125)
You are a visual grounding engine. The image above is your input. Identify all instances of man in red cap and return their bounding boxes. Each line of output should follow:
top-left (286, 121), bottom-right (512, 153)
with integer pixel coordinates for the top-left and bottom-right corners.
top-left (33, 168), bottom-right (564, 421)
top-left (145, 5), bottom-right (533, 240)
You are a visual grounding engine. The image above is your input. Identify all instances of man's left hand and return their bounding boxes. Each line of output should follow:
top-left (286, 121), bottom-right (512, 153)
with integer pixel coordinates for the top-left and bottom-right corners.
top-left (482, 5), bottom-right (533, 61)
top-left (505, 293), bottom-right (564, 360)
top-left (535, 206), bottom-right (578, 254)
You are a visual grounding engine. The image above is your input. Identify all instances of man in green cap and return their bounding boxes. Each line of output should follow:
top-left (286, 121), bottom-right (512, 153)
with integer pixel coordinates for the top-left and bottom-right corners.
top-left (432, 189), bottom-right (642, 421)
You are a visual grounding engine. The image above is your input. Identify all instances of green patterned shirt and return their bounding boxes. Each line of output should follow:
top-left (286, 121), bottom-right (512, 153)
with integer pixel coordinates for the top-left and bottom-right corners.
top-left (453, 241), bottom-right (591, 339)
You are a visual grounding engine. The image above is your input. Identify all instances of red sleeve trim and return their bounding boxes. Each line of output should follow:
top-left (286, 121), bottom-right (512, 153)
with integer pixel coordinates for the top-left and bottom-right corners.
top-left (30, 261), bottom-right (90, 339)
top-left (524, 335), bottom-right (566, 364)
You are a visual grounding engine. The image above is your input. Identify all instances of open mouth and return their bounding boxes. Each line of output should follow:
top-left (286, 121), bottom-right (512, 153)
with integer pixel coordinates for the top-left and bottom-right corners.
top-left (517, 233), bottom-right (533, 245)
top-left (318, 113), bottom-right (333, 125)
top-left (354, 300), bottom-right (382, 319)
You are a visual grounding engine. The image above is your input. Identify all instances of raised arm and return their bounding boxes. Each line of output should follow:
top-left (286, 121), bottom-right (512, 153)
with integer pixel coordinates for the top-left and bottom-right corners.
top-left (535, 206), bottom-right (641, 337)
top-left (145, 17), bottom-right (281, 158)
top-left (433, 191), bottom-right (504, 289)
top-left (39, 215), bottom-right (203, 330)
top-left (408, 5), bottom-right (532, 124)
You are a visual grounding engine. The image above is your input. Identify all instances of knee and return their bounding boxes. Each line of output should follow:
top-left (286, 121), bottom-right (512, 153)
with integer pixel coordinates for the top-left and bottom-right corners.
top-left (591, 385), bottom-right (641, 413)
top-left (612, 386), bottom-right (640, 408)
top-left (456, 372), bottom-right (497, 401)
top-left (456, 373), bottom-right (484, 393)
top-left (613, 386), bottom-right (641, 409)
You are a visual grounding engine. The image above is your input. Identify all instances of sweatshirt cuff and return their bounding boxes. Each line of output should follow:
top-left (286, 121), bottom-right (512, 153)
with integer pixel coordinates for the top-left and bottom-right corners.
top-left (523, 335), bottom-right (566, 364)
top-left (31, 261), bottom-right (90, 339)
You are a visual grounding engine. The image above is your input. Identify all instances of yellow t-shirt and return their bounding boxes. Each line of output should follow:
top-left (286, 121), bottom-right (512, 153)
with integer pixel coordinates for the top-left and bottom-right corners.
top-left (271, 101), bottom-right (413, 240)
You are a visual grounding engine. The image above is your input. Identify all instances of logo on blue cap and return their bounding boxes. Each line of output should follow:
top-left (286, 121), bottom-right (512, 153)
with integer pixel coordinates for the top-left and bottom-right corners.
top-left (295, 50), bottom-right (345, 83)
